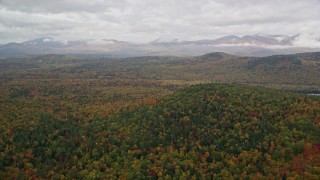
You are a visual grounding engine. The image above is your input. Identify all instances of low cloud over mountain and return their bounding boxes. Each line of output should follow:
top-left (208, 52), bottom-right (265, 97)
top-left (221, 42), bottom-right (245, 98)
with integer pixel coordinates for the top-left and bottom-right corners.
top-left (1, 34), bottom-right (319, 57)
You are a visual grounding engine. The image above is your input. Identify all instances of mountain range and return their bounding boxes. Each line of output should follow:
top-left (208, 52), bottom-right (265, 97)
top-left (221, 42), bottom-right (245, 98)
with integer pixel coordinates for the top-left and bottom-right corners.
top-left (1, 34), bottom-right (319, 57)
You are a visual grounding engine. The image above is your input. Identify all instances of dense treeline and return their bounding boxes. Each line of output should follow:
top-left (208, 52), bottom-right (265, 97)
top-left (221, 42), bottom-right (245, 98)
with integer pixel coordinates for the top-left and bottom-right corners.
top-left (1, 84), bottom-right (320, 178)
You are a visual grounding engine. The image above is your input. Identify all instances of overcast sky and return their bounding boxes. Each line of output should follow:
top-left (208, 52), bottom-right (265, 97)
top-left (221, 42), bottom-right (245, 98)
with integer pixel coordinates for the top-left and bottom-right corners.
top-left (0, 0), bottom-right (319, 43)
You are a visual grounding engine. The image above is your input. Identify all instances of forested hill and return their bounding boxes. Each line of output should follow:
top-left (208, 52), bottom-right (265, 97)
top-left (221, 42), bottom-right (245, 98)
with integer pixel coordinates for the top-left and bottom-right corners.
top-left (2, 51), bottom-right (320, 92)
top-left (2, 84), bottom-right (320, 179)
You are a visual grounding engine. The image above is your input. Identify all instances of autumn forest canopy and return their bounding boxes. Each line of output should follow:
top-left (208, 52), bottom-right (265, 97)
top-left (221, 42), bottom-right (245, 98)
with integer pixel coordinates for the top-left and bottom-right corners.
top-left (1, 52), bottom-right (320, 179)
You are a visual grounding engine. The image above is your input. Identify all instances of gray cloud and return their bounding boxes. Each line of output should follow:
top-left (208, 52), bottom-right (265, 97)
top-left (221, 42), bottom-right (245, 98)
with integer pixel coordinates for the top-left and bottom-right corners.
top-left (0, 0), bottom-right (128, 13)
top-left (0, 0), bottom-right (319, 45)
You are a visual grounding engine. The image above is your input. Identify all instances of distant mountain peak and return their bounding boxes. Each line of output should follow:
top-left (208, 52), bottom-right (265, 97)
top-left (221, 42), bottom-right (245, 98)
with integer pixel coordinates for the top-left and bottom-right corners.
top-left (216, 35), bottom-right (240, 41)
top-left (0, 34), bottom-right (319, 58)
top-left (85, 39), bottom-right (117, 45)
top-left (23, 37), bottom-right (54, 44)
top-left (21, 37), bottom-right (68, 47)
top-left (149, 38), bottom-right (179, 45)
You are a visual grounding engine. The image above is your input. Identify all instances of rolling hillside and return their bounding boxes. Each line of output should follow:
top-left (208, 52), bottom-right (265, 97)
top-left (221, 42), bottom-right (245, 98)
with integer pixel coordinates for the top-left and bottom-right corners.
top-left (1, 52), bottom-right (320, 92)
top-left (1, 52), bottom-right (320, 178)
top-left (1, 84), bottom-right (319, 178)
